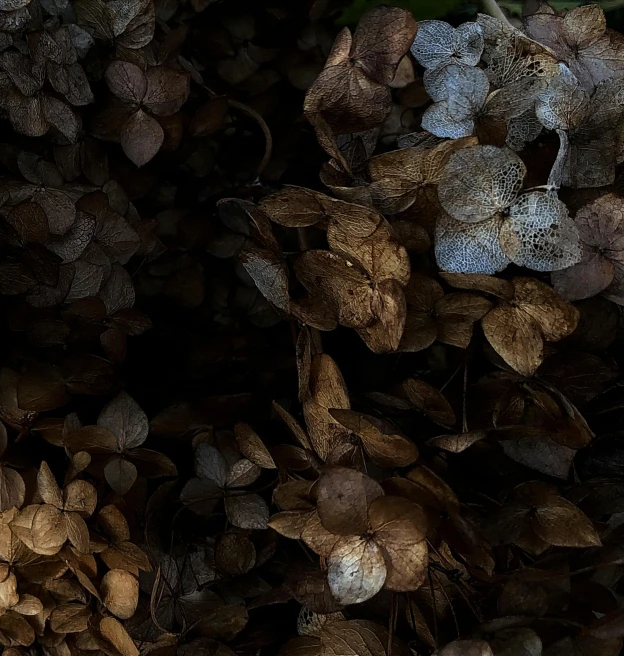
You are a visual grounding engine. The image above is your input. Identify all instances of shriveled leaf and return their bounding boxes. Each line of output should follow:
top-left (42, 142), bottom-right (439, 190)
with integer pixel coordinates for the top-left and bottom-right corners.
top-left (37, 461), bottom-right (63, 508)
top-left (239, 246), bottom-right (290, 312)
top-left (31, 504), bottom-right (67, 553)
top-left (428, 430), bottom-right (488, 453)
top-left (0, 466), bottom-right (25, 512)
top-left (99, 616), bottom-right (139, 656)
top-left (105, 60), bottom-right (147, 104)
top-left (303, 353), bottom-right (351, 461)
top-left (482, 304), bottom-right (543, 377)
top-left (531, 496), bottom-right (601, 547)
top-left (49, 602), bottom-right (91, 633)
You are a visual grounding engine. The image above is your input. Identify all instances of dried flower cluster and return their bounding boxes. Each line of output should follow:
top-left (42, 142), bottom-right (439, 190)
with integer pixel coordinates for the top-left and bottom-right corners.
top-left (2, 1), bottom-right (624, 656)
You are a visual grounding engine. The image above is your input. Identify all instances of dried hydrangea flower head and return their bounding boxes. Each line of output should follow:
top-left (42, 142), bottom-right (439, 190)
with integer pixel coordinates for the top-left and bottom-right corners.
top-left (552, 193), bottom-right (624, 303)
top-left (421, 62), bottom-right (545, 145)
top-left (411, 20), bottom-right (483, 71)
top-left (435, 145), bottom-right (582, 274)
top-left (524, 4), bottom-right (624, 92)
top-left (536, 64), bottom-right (624, 188)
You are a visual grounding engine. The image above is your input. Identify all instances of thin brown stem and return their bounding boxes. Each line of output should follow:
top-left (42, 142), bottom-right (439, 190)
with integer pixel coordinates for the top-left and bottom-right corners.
top-left (227, 99), bottom-right (273, 179)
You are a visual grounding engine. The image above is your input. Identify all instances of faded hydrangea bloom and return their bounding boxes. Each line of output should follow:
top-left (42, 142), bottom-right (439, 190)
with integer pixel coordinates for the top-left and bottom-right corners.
top-left (422, 63), bottom-right (545, 144)
top-left (411, 20), bottom-right (483, 71)
top-left (536, 64), bottom-right (624, 188)
top-left (552, 194), bottom-right (624, 303)
top-left (524, 5), bottom-right (624, 92)
top-left (435, 145), bottom-right (582, 274)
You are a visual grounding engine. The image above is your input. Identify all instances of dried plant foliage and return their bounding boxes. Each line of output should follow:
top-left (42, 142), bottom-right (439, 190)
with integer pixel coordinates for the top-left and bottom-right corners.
top-left (524, 5), bottom-right (624, 92)
top-left (552, 193), bottom-right (624, 302)
top-left (304, 6), bottom-right (417, 133)
top-left (1, 1), bottom-right (624, 655)
top-left (436, 145), bottom-right (582, 274)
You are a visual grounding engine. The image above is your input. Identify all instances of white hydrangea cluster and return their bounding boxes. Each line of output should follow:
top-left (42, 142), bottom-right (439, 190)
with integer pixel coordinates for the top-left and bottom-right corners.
top-left (408, 10), bottom-right (624, 274)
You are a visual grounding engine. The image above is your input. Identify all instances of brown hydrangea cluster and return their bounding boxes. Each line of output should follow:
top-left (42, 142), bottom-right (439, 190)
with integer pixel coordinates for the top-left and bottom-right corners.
top-left (3, 1), bottom-right (624, 656)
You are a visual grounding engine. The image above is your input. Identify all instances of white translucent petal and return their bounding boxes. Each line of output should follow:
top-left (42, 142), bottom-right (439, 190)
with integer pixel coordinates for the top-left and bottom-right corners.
top-left (422, 101), bottom-right (475, 139)
top-left (411, 20), bottom-right (456, 69)
top-left (535, 64), bottom-right (589, 131)
top-left (435, 212), bottom-right (510, 274)
top-left (501, 191), bottom-right (582, 271)
top-left (484, 77), bottom-right (547, 123)
top-left (506, 110), bottom-right (543, 150)
top-left (486, 35), bottom-right (559, 88)
top-left (424, 63), bottom-right (489, 102)
top-left (454, 22), bottom-right (484, 66)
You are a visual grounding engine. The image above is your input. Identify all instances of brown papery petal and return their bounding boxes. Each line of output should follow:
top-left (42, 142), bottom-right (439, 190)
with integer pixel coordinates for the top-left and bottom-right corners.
top-left (295, 251), bottom-right (375, 329)
top-left (439, 272), bottom-right (514, 299)
top-left (99, 616), bottom-right (139, 656)
top-left (304, 63), bottom-right (392, 134)
top-left (268, 510), bottom-right (314, 540)
top-left (512, 277), bottom-right (579, 342)
top-left (37, 462), bottom-right (63, 508)
top-left (63, 479), bottom-right (97, 515)
top-left (101, 569), bottom-right (139, 619)
top-left (303, 353), bottom-right (351, 461)
top-left (532, 496), bottom-right (601, 548)
top-left (403, 378), bottom-right (456, 426)
top-left (329, 409), bottom-right (418, 468)
top-left (481, 303), bottom-right (543, 377)
top-left (319, 620), bottom-right (385, 656)
top-left (316, 466), bottom-right (383, 536)
top-left (356, 280), bottom-right (407, 354)
top-left (351, 6), bottom-right (418, 85)
top-left (259, 186), bottom-right (327, 228)
top-left (31, 504), bottom-right (67, 553)
top-left (302, 512), bottom-right (341, 557)
top-left (234, 422), bottom-right (275, 469)
top-left (368, 496), bottom-right (428, 591)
